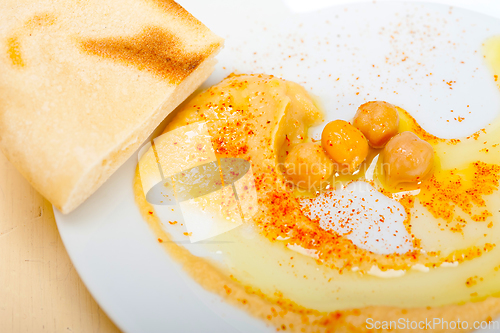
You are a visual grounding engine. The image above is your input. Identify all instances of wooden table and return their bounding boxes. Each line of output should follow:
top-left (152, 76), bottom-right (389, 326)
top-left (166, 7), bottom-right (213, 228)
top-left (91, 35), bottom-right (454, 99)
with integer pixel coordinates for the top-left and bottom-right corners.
top-left (0, 151), bottom-right (120, 333)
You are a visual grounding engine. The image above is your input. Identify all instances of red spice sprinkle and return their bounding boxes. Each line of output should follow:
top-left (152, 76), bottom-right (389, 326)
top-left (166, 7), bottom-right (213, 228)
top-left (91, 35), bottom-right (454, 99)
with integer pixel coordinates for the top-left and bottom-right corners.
top-left (223, 285), bottom-right (232, 295)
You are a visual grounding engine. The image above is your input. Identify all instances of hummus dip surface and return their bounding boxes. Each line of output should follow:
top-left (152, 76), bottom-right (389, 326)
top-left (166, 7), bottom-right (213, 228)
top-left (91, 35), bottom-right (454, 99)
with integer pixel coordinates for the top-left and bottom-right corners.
top-left (134, 74), bottom-right (500, 332)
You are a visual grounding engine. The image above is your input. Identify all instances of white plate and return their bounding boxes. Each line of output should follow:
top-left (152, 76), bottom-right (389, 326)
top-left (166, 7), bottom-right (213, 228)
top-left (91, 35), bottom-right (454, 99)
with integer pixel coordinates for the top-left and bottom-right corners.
top-left (55, 1), bottom-right (500, 332)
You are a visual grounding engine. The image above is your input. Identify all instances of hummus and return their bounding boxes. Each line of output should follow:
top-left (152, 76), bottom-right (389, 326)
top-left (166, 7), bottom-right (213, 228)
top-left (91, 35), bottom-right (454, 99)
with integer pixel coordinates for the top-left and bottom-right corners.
top-left (134, 74), bottom-right (500, 332)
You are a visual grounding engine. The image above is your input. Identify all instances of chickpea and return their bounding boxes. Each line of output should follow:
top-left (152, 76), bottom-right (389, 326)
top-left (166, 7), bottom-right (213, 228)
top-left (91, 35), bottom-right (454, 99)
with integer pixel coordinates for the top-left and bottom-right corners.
top-left (321, 120), bottom-right (369, 173)
top-left (284, 142), bottom-right (334, 191)
top-left (383, 131), bottom-right (434, 186)
top-left (353, 101), bottom-right (400, 148)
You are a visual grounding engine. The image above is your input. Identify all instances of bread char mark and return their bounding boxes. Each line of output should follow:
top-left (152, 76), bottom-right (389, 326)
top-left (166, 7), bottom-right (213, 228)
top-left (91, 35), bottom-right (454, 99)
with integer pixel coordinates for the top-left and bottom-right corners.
top-left (79, 26), bottom-right (220, 84)
top-left (25, 13), bottom-right (57, 29)
top-left (148, 0), bottom-right (203, 29)
top-left (6, 13), bottom-right (56, 68)
top-left (7, 37), bottom-right (24, 68)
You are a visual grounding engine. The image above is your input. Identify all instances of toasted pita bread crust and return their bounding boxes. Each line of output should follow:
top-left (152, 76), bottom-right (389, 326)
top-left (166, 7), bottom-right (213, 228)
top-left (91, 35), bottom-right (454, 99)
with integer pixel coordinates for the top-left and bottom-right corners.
top-left (0, 0), bottom-right (223, 213)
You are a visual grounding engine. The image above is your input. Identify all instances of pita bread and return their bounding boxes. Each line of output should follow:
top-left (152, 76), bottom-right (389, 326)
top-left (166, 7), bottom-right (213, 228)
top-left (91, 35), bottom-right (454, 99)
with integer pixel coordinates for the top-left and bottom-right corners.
top-left (0, 0), bottom-right (223, 213)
